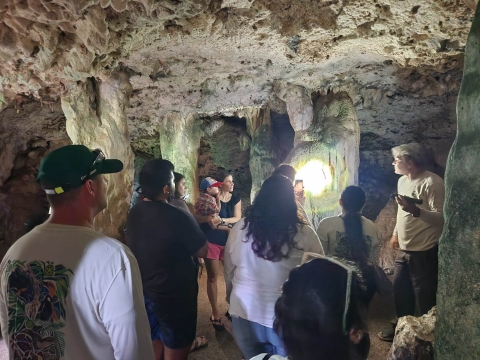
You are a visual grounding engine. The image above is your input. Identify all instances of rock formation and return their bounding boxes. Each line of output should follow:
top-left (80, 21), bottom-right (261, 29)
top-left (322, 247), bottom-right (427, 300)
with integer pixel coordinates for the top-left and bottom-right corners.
top-left (388, 307), bottom-right (436, 360)
top-left (61, 71), bottom-right (134, 240)
top-left (436, 5), bottom-right (480, 359)
top-left (285, 90), bottom-right (360, 229)
top-left (0, 99), bottom-right (69, 246)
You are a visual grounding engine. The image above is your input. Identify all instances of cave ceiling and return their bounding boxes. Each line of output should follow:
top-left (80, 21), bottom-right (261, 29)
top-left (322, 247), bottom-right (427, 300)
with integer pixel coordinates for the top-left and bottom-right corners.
top-left (0, 0), bottom-right (474, 133)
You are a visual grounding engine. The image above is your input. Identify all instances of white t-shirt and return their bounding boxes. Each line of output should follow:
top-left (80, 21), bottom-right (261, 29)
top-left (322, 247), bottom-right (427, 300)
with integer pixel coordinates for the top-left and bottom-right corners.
top-left (393, 171), bottom-right (445, 251)
top-left (317, 215), bottom-right (381, 265)
top-left (224, 219), bottom-right (324, 328)
top-left (0, 223), bottom-right (154, 360)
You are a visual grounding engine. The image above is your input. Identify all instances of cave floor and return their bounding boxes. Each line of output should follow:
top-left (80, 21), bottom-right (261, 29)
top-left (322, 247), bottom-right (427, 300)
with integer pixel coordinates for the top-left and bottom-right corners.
top-left (0, 267), bottom-right (395, 360)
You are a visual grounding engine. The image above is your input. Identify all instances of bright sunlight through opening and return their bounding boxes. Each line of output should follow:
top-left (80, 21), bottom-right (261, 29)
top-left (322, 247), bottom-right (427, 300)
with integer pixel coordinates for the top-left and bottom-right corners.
top-left (295, 160), bottom-right (333, 196)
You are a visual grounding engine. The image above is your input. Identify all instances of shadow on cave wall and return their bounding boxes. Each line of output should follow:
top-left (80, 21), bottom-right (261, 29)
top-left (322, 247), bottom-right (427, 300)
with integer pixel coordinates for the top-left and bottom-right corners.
top-left (271, 110), bottom-right (295, 164)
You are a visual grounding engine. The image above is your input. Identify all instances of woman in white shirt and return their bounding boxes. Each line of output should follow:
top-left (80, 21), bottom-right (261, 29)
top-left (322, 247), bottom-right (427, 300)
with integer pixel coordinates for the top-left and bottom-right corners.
top-left (317, 185), bottom-right (381, 306)
top-left (224, 175), bottom-right (324, 359)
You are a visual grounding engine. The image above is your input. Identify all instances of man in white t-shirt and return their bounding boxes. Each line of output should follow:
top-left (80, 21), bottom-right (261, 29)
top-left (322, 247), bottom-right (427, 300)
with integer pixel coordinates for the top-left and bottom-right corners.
top-left (0, 145), bottom-right (154, 359)
top-left (378, 143), bottom-right (445, 342)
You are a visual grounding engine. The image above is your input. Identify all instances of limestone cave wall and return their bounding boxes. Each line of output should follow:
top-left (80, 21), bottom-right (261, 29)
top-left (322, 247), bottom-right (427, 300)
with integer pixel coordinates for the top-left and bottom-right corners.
top-left (0, 99), bottom-right (70, 248)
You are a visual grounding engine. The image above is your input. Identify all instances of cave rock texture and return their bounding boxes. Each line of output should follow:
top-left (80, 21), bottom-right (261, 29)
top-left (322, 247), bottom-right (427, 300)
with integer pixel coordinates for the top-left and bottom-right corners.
top-left (0, 2), bottom-right (474, 253)
top-left (436, 5), bottom-right (480, 359)
top-left (61, 72), bottom-right (134, 239)
top-left (0, 99), bottom-right (69, 247)
top-left (388, 307), bottom-right (436, 360)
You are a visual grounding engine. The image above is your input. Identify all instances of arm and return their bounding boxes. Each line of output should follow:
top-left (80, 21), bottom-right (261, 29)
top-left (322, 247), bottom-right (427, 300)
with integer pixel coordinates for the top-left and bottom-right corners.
top-left (194, 241), bottom-right (208, 258)
top-left (178, 212), bottom-right (208, 258)
top-left (370, 228), bottom-right (382, 266)
top-left (316, 221), bottom-right (329, 255)
top-left (100, 254), bottom-right (154, 360)
top-left (223, 199), bottom-right (242, 224)
top-left (193, 213), bottom-right (214, 224)
top-left (303, 225), bottom-right (325, 255)
top-left (216, 193), bottom-right (221, 213)
top-left (418, 180), bottom-right (445, 227)
top-left (224, 222), bottom-right (241, 303)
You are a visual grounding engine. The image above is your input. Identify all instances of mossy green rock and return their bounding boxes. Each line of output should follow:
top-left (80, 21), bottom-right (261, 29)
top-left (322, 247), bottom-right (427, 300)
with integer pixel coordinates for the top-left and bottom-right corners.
top-left (436, 5), bottom-right (480, 359)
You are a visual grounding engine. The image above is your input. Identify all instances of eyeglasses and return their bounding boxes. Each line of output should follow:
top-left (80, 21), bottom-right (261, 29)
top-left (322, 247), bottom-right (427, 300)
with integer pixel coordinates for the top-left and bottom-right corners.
top-left (80, 149), bottom-right (105, 181)
top-left (301, 253), bottom-right (353, 334)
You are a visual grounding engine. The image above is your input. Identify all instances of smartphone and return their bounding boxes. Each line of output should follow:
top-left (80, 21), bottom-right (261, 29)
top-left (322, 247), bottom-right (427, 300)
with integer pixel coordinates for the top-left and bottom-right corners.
top-left (294, 180), bottom-right (304, 193)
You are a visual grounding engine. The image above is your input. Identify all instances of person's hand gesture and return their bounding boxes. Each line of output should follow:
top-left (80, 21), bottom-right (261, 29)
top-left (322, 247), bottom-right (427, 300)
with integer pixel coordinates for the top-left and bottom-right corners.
top-left (395, 195), bottom-right (420, 217)
top-left (210, 216), bottom-right (221, 227)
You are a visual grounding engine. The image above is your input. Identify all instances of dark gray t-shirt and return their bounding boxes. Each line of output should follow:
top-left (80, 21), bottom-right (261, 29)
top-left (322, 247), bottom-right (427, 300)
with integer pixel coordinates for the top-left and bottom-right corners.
top-left (127, 201), bottom-right (206, 305)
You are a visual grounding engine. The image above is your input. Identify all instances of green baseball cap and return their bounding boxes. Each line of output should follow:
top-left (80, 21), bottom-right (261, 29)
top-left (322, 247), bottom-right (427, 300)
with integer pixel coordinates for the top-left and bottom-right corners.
top-left (36, 145), bottom-right (123, 195)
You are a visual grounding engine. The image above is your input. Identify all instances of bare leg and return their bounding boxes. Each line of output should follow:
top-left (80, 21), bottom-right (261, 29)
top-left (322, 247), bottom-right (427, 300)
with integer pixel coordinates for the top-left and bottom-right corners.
top-left (153, 340), bottom-right (164, 360)
top-left (205, 258), bottom-right (221, 320)
top-left (164, 343), bottom-right (192, 360)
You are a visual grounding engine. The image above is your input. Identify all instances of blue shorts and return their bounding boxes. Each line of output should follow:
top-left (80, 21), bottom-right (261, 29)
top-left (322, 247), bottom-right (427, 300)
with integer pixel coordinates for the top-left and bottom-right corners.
top-left (144, 294), bottom-right (197, 349)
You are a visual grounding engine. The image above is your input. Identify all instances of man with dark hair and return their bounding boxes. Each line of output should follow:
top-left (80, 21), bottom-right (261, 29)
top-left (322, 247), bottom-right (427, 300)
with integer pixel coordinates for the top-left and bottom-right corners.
top-left (127, 159), bottom-right (208, 360)
top-left (379, 143), bottom-right (445, 342)
top-left (0, 145), bottom-right (154, 359)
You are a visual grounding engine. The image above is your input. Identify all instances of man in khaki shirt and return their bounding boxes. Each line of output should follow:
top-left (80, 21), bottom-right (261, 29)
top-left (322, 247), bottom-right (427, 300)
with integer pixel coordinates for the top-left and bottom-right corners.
top-left (379, 143), bottom-right (445, 342)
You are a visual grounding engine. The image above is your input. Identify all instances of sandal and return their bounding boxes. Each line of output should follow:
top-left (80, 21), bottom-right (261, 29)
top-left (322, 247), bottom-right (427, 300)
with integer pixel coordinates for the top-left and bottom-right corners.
top-left (377, 327), bottom-right (395, 342)
top-left (210, 316), bottom-right (224, 330)
top-left (190, 335), bottom-right (208, 352)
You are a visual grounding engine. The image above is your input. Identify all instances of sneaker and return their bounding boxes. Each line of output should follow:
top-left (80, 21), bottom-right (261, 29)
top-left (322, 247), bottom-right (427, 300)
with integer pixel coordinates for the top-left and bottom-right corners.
top-left (378, 327), bottom-right (395, 342)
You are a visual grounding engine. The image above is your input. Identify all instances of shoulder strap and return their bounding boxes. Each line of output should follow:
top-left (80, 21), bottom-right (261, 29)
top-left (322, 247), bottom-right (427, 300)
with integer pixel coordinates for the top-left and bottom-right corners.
top-left (262, 355), bottom-right (273, 360)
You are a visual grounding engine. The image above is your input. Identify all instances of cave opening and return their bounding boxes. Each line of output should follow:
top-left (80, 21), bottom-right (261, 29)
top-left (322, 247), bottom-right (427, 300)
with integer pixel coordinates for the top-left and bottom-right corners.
top-left (197, 116), bottom-right (252, 211)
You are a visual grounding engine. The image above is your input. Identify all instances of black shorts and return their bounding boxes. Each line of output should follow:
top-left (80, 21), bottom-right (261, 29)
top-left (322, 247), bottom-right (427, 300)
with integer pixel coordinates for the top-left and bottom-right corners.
top-left (144, 295), bottom-right (197, 349)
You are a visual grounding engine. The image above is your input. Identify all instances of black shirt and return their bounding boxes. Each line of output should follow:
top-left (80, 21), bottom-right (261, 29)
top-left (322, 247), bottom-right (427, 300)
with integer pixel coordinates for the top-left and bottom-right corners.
top-left (200, 194), bottom-right (240, 246)
top-left (127, 201), bottom-right (207, 305)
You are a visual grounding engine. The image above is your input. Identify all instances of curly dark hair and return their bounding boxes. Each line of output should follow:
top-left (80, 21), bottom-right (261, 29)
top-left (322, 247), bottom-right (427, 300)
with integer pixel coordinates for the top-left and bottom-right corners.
top-left (243, 175), bottom-right (306, 262)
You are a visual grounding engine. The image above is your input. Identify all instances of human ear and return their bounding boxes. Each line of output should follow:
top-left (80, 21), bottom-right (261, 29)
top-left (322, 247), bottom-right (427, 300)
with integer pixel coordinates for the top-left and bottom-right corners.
top-left (86, 179), bottom-right (95, 195)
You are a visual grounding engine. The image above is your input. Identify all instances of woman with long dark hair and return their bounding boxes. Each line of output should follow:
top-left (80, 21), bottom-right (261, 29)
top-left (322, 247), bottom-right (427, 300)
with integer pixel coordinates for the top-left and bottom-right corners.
top-left (224, 175), bottom-right (323, 359)
top-left (250, 257), bottom-right (370, 360)
top-left (317, 185), bottom-right (381, 306)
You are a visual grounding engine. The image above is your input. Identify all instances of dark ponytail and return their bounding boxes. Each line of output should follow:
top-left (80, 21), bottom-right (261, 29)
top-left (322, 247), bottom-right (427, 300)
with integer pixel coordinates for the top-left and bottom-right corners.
top-left (341, 186), bottom-right (369, 266)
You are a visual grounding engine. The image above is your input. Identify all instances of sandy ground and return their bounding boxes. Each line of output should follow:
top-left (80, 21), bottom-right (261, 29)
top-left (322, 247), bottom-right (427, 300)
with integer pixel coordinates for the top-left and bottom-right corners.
top-left (0, 267), bottom-right (395, 360)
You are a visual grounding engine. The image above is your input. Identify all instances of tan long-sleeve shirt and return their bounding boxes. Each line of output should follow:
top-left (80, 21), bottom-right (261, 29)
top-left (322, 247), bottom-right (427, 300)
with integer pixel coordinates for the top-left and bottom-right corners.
top-left (393, 171), bottom-right (445, 251)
